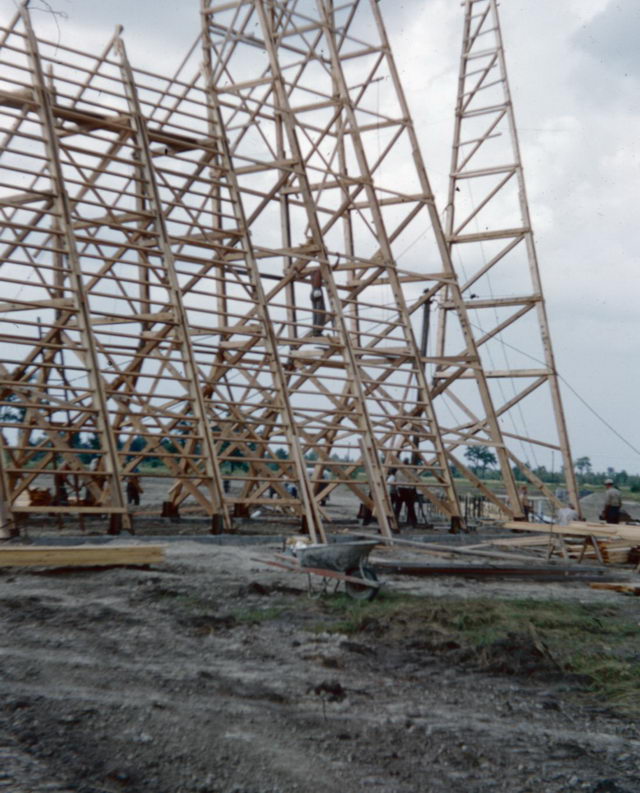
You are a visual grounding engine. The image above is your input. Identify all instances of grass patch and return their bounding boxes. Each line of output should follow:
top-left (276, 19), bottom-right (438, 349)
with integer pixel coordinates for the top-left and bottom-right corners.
top-left (149, 588), bottom-right (218, 612)
top-left (231, 606), bottom-right (284, 624)
top-left (147, 583), bottom-right (289, 625)
top-left (310, 592), bottom-right (640, 714)
top-left (310, 591), bottom-right (421, 634)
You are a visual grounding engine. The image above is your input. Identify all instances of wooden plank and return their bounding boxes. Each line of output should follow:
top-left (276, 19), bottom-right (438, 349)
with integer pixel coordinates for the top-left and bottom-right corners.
top-left (374, 561), bottom-right (607, 578)
top-left (466, 535), bottom-right (552, 548)
top-left (589, 582), bottom-right (640, 595)
top-left (0, 544), bottom-right (166, 568)
top-left (353, 531), bottom-right (558, 564)
top-left (11, 506), bottom-right (128, 514)
top-left (503, 521), bottom-right (640, 544)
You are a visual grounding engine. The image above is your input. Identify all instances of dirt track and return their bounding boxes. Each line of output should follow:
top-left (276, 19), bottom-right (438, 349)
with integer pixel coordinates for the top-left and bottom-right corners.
top-left (1, 536), bottom-right (640, 793)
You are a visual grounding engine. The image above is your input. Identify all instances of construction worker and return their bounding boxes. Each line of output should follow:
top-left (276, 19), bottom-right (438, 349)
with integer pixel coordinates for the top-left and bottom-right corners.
top-left (556, 503), bottom-right (579, 525)
top-left (310, 269), bottom-right (329, 336)
top-left (126, 475), bottom-right (143, 506)
top-left (386, 467), bottom-right (399, 516)
top-left (53, 465), bottom-right (70, 506)
top-left (314, 468), bottom-right (330, 507)
top-left (602, 478), bottom-right (622, 524)
top-left (394, 459), bottom-right (418, 529)
top-left (519, 484), bottom-right (532, 521)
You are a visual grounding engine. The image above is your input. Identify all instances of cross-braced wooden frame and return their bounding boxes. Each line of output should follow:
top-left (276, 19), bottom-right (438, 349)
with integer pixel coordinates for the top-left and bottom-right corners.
top-left (437, 0), bottom-right (578, 513)
top-left (0, 0), bottom-right (576, 538)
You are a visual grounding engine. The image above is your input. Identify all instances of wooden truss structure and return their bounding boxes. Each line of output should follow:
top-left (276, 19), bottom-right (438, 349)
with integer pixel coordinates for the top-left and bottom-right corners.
top-left (437, 0), bottom-right (579, 511)
top-left (0, 0), bottom-right (576, 539)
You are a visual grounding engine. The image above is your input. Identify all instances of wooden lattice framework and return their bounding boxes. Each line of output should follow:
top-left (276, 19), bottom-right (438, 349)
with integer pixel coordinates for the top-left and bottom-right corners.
top-left (437, 0), bottom-right (579, 511)
top-left (0, 0), bottom-right (576, 537)
top-left (196, 0), bottom-right (535, 524)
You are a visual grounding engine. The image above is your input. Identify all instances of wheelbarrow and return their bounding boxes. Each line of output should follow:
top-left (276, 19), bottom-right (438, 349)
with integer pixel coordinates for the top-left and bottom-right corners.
top-left (256, 540), bottom-right (381, 600)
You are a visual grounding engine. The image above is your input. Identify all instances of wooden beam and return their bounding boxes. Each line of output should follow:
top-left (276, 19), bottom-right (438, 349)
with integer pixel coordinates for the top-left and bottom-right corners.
top-left (503, 521), bottom-right (640, 544)
top-left (0, 544), bottom-right (166, 568)
top-left (590, 582), bottom-right (640, 595)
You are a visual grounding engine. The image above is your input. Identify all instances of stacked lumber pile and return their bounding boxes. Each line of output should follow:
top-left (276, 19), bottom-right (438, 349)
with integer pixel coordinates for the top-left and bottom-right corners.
top-left (503, 520), bottom-right (640, 544)
top-left (564, 540), bottom-right (637, 565)
top-left (501, 521), bottom-right (640, 568)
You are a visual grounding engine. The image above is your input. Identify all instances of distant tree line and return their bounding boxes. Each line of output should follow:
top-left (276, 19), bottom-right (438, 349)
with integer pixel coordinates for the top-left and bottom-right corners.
top-left (4, 410), bottom-right (637, 491)
top-left (462, 447), bottom-right (640, 491)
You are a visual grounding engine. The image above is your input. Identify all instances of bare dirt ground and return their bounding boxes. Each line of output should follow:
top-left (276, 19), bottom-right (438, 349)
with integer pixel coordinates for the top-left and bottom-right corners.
top-left (2, 524), bottom-right (640, 793)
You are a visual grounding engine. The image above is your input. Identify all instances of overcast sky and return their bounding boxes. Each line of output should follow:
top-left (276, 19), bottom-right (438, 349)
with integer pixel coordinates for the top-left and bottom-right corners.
top-left (2, 0), bottom-right (638, 473)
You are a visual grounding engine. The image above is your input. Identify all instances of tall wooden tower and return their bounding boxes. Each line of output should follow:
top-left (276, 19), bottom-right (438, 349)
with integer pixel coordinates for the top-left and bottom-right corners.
top-left (437, 0), bottom-right (579, 511)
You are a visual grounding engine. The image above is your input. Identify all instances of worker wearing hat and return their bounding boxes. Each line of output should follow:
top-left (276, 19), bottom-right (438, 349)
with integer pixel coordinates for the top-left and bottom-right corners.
top-left (602, 478), bottom-right (622, 524)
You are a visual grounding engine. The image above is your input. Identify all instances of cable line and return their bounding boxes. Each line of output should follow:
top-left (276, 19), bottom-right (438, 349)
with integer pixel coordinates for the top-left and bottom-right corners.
top-left (466, 319), bottom-right (640, 461)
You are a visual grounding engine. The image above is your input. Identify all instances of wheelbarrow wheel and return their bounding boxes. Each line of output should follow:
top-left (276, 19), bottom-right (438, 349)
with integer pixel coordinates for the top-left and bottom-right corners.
top-left (345, 565), bottom-right (379, 601)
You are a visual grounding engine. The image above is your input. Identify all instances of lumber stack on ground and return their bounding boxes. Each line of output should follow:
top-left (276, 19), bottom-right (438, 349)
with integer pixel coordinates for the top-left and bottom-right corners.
top-left (563, 540), bottom-right (635, 564)
top-left (594, 542), bottom-right (635, 564)
top-left (0, 545), bottom-right (165, 568)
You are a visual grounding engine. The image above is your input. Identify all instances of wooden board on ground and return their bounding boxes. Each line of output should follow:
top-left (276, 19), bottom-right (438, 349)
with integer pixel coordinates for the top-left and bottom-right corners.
top-left (353, 531), bottom-right (564, 564)
top-left (467, 535), bottom-right (552, 549)
top-left (589, 582), bottom-right (640, 596)
top-left (373, 560), bottom-right (608, 579)
top-left (503, 521), bottom-right (640, 543)
top-left (0, 544), bottom-right (166, 568)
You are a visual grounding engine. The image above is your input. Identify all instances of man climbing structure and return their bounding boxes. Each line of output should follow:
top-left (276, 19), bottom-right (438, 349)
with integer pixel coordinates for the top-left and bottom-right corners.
top-left (310, 269), bottom-right (329, 336)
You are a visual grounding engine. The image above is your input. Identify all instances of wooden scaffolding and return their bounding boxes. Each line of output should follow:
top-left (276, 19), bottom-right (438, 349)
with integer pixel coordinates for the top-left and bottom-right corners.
top-left (0, 1), bottom-right (576, 537)
top-left (437, 0), bottom-right (579, 512)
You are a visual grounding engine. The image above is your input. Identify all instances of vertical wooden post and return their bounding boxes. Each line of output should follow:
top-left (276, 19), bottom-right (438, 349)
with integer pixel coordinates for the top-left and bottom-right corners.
top-left (440, 0), bottom-right (579, 514)
top-left (199, 18), bottom-right (327, 542)
top-left (491, 0), bottom-right (579, 512)
top-left (21, 6), bottom-right (129, 529)
top-left (0, 463), bottom-right (11, 539)
top-left (254, 0), bottom-right (397, 537)
top-left (114, 34), bottom-right (231, 530)
top-left (316, 0), bottom-right (464, 527)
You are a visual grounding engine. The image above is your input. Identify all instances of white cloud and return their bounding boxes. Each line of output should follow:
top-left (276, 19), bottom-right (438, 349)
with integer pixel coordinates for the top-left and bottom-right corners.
top-left (573, 0), bottom-right (640, 75)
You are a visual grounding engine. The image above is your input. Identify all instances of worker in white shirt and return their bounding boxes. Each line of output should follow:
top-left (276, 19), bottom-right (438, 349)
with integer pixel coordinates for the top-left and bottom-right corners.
top-left (556, 504), bottom-right (579, 525)
top-left (310, 270), bottom-right (329, 336)
top-left (386, 468), bottom-right (399, 515)
top-left (602, 478), bottom-right (622, 524)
